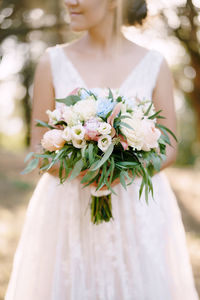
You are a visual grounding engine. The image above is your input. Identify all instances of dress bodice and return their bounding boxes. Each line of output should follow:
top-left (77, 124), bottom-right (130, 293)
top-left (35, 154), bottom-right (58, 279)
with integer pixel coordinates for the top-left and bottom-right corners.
top-left (46, 43), bottom-right (164, 107)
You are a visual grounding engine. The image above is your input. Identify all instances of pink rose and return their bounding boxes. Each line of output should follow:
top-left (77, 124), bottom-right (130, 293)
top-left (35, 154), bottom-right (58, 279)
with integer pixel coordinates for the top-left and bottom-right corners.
top-left (41, 129), bottom-right (66, 152)
top-left (84, 118), bottom-right (101, 141)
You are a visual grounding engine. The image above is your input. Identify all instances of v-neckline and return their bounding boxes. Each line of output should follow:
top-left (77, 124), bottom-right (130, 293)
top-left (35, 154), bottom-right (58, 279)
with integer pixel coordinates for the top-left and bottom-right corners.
top-left (58, 44), bottom-right (152, 91)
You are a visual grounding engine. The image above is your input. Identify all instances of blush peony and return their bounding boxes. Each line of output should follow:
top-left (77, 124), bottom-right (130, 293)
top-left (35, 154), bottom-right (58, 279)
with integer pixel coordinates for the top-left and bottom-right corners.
top-left (41, 129), bottom-right (66, 152)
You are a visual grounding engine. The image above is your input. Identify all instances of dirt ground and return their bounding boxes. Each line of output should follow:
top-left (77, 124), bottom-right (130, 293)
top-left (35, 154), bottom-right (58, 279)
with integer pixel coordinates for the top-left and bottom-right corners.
top-left (0, 150), bottom-right (199, 299)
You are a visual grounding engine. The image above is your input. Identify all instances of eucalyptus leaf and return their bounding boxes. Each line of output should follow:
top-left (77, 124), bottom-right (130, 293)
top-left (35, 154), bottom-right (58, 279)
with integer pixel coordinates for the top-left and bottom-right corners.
top-left (120, 171), bottom-right (127, 190)
top-left (157, 124), bottom-right (178, 142)
top-left (56, 95), bottom-right (81, 106)
top-left (120, 121), bottom-right (133, 130)
top-left (21, 158), bottom-right (39, 175)
top-left (91, 143), bottom-right (114, 171)
top-left (35, 120), bottom-right (54, 129)
top-left (148, 110), bottom-right (162, 120)
top-left (88, 143), bottom-right (94, 165)
top-left (69, 159), bottom-right (84, 180)
top-left (24, 151), bottom-right (35, 163)
top-left (81, 170), bottom-right (99, 184)
top-left (144, 102), bottom-right (153, 116)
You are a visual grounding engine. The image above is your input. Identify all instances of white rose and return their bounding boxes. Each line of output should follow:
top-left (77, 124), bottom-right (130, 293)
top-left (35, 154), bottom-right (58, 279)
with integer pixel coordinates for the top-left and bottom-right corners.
top-left (72, 138), bottom-right (86, 149)
top-left (62, 127), bottom-right (71, 142)
top-left (97, 122), bottom-right (112, 135)
top-left (73, 99), bottom-right (97, 121)
top-left (98, 135), bottom-right (112, 152)
top-left (71, 124), bottom-right (86, 140)
top-left (46, 109), bottom-right (62, 124)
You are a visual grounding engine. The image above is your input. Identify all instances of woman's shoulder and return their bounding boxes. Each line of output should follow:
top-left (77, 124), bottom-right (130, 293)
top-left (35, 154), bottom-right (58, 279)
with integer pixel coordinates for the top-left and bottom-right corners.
top-left (124, 40), bottom-right (165, 63)
top-left (46, 40), bottom-right (78, 53)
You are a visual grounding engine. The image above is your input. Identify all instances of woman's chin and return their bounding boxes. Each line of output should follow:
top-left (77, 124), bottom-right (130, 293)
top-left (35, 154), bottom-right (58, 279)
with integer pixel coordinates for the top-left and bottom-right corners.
top-left (69, 22), bottom-right (87, 32)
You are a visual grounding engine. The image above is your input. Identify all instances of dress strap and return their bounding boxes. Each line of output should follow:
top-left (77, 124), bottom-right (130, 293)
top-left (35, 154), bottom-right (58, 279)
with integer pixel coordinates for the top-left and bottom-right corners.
top-left (144, 50), bottom-right (164, 95)
top-left (46, 45), bottom-right (62, 97)
top-left (46, 45), bottom-right (83, 99)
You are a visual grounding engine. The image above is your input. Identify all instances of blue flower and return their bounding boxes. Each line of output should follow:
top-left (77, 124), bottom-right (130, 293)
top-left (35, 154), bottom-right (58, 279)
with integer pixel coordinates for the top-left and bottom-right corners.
top-left (97, 98), bottom-right (115, 118)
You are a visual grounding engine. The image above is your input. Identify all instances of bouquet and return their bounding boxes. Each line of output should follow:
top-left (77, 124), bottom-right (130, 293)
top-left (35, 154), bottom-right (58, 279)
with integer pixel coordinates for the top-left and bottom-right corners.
top-left (22, 87), bottom-right (177, 224)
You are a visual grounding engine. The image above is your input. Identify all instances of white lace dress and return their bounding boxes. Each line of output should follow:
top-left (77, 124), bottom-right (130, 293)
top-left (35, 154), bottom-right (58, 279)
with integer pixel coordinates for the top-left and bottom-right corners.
top-left (5, 44), bottom-right (199, 300)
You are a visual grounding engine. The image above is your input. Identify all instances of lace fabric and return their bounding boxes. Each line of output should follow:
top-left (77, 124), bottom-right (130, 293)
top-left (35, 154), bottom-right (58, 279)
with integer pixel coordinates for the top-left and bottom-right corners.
top-left (4, 44), bottom-right (199, 300)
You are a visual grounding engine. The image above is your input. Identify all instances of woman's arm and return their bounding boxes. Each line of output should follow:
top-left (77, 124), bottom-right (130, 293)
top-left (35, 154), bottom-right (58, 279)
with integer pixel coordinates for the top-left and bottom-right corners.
top-left (30, 50), bottom-right (55, 151)
top-left (30, 50), bottom-right (61, 176)
top-left (152, 57), bottom-right (178, 170)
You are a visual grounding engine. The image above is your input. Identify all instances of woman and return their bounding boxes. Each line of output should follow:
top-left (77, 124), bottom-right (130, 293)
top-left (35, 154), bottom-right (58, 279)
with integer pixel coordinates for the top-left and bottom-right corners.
top-left (5, 0), bottom-right (199, 299)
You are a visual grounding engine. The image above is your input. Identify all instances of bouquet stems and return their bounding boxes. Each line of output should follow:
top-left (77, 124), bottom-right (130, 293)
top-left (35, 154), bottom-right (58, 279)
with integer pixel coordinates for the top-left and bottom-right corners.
top-left (90, 194), bottom-right (113, 224)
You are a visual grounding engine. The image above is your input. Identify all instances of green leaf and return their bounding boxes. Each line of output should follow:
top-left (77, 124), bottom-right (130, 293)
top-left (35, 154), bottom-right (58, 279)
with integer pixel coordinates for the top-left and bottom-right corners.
top-left (24, 151), bottom-right (35, 163)
top-left (59, 159), bottom-right (64, 183)
top-left (88, 143), bottom-right (94, 165)
top-left (96, 162), bottom-right (107, 190)
top-left (120, 171), bottom-right (127, 190)
top-left (35, 120), bottom-right (54, 129)
top-left (148, 110), bottom-right (162, 120)
top-left (56, 95), bottom-right (81, 106)
top-left (46, 149), bottom-right (65, 171)
top-left (156, 116), bottom-right (166, 119)
top-left (108, 88), bottom-right (114, 100)
top-left (144, 102), bottom-right (153, 116)
top-left (34, 153), bottom-right (53, 159)
top-left (109, 157), bottom-right (115, 185)
top-left (116, 161), bottom-right (139, 168)
top-left (69, 159), bottom-right (84, 180)
top-left (145, 184), bottom-right (149, 204)
top-left (81, 170), bottom-right (99, 184)
top-left (120, 121), bottom-right (133, 130)
top-left (21, 158), bottom-right (39, 174)
top-left (63, 158), bottom-right (72, 180)
top-left (152, 156), bottom-right (161, 171)
top-left (139, 178), bottom-right (145, 199)
top-left (120, 115), bottom-right (132, 120)
top-left (91, 143), bottom-right (114, 171)
top-left (157, 124), bottom-right (178, 142)
top-left (116, 96), bottom-right (123, 102)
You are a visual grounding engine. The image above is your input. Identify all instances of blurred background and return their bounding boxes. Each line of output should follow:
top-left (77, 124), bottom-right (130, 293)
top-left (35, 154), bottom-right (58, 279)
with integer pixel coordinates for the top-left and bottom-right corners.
top-left (0, 0), bottom-right (199, 298)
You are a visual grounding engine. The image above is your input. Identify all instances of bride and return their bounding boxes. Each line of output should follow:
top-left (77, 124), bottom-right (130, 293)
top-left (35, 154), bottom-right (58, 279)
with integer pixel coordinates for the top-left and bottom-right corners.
top-left (5, 0), bottom-right (199, 299)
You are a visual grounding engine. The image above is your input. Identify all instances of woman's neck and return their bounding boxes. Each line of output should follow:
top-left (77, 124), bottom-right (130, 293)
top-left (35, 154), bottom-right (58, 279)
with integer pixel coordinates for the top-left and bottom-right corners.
top-left (80, 13), bottom-right (126, 58)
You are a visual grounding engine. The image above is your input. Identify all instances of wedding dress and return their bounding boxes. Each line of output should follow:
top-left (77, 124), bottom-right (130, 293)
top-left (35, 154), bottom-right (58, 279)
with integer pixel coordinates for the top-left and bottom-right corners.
top-left (5, 44), bottom-right (199, 300)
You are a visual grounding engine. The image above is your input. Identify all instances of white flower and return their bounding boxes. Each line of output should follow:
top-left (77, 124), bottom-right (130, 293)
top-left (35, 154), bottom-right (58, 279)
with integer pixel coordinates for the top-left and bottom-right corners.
top-left (72, 138), bottom-right (86, 149)
top-left (97, 122), bottom-right (112, 135)
top-left (71, 124), bottom-right (86, 140)
top-left (73, 98), bottom-right (97, 121)
top-left (41, 129), bottom-right (66, 151)
top-left (62, 106), bottom-right (79, 126)
top-left (62, 127), bottom-right (71, 142)
top-left (120, 116), bottom-right (161, 151)
top-left (98, 135), bottom-right (112, 152)
top-left (120, 117), bottom-right (144, 151)
top-left (140, 118), bottom-right (161, 151)
top-left (46, 109), bottom-right (62, 124)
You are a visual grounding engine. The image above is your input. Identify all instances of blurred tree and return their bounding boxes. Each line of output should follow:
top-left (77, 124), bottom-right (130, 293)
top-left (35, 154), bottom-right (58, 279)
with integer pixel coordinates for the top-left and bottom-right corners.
top-left (0, 0), bottom-right (73, 146)
top-left (162, 0), bottom-right (200, 141)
